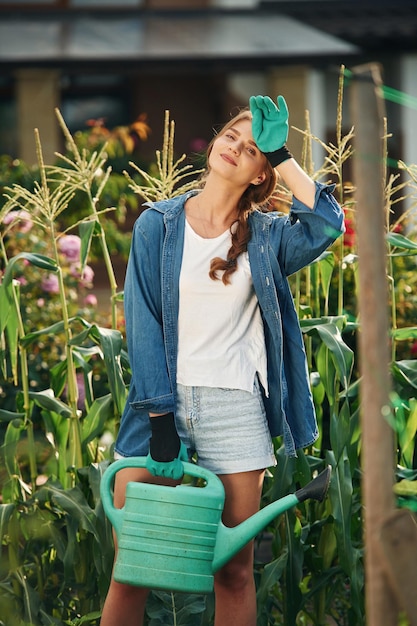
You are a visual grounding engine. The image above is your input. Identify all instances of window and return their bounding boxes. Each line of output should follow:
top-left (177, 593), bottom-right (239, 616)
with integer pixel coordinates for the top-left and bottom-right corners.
top-left (60, 74), bottom-right (129, 135)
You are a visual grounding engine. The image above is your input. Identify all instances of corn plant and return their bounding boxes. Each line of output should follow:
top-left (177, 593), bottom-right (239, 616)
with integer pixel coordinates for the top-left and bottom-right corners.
top-left (0, 109), bottom-right (208, 626)
top-left (255, 67), bottom-right (362, 626)
top-left (253, 67), bottom-right (417, 626)
top-left (124, 110), bottom-right (203, 203)
top-left (0, 116), bottom-right (129, 625)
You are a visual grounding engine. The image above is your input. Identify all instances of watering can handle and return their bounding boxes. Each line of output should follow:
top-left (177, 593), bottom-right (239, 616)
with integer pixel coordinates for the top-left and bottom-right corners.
top-left (100, 457), bottom-right (220, 537)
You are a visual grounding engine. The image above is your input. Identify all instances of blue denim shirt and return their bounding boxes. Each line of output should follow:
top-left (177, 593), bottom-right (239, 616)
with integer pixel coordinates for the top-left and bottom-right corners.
top-left (115, 182), bottom-right (344, 458)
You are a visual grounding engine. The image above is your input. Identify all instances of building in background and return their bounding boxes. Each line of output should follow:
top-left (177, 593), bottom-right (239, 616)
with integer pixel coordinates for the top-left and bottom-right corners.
top-left (1, 0), bottom-right (416, 171)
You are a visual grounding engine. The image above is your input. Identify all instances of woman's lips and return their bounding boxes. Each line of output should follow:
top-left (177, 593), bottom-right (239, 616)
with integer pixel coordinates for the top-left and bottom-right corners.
top-left (220, 153), bottom-right (237, 166)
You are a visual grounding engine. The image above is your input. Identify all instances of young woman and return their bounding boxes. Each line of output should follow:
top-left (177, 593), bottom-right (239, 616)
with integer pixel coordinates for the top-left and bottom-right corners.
top-left (100, 95), bottom-right (344, 626)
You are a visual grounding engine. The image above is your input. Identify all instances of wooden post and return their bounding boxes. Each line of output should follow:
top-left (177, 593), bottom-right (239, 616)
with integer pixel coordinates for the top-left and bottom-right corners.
top-left (15, 69), bottom-right (61, 166)
top-left (350, 63), bottom-right (398, 625)
top-left (379, 509), bottom-right (417, 625)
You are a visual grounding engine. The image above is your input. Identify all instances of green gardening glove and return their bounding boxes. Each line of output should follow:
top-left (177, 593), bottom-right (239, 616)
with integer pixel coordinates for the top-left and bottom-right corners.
top-left (249, 95), bottom-right (293, 167)
top-left (249, 95), bottom-right (289, 152)
top-left (145, 412), bottom-right (188, 480)
top-left (146, 441), bottom-right (188, 480)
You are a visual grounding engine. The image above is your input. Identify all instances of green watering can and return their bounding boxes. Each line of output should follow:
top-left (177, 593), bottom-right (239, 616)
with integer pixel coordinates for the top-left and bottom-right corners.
top-left (100, 458), bottom-right (331, 594)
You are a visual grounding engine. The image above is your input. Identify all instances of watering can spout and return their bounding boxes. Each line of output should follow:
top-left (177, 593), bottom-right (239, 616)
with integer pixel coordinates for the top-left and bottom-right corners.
top-left (212, 465), bottom-right (331, 573)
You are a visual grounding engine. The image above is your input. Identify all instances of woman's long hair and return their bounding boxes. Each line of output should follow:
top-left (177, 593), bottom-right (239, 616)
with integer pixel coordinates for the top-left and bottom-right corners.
top-left (199, 110), bottom-right (278, 285)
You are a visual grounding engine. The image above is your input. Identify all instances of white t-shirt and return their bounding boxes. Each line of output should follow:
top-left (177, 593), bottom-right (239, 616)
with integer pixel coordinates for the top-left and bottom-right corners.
top-left (177, 219), bottom-right (268, 395)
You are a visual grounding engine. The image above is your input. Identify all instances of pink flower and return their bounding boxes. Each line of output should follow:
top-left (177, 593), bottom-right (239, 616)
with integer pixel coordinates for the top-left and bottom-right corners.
top-left (70, 263), bottom-right (94, 287)
top-left (81, 265), bottom-right (94, 287)
top-left (190, 137), bottom-right (208, 152)
top-left (84, 293), bottom-right (98, 307)
top-left (3, 209), bottom-right (33, 233)
top-left (41, 274), bottom-right (59, 294)
top-left (58, 235), bottom-right (81, 262)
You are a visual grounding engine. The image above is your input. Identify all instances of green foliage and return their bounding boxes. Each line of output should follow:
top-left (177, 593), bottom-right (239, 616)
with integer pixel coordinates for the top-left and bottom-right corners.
top-left (0, 107), bottom-right (206, 625)
top-left (145, 591), bottom-right (207, 626)
top-left (252, 67), bottom-right (417, 626)
top-left (0, 463), bottom-right (112, 626)
top-left (1, 69), bottom-right (417, 626)
top-left (0, 113), bottom-right (136, 625)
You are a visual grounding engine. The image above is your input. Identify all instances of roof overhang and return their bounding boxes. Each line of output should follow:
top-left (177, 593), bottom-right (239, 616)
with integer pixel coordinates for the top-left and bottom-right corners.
top-left (0, 11), bottom-right (360, 68)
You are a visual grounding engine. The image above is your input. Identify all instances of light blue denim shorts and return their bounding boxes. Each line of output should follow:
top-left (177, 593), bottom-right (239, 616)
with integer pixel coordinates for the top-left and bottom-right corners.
top-left (175, 378), bottom-right (276, 475)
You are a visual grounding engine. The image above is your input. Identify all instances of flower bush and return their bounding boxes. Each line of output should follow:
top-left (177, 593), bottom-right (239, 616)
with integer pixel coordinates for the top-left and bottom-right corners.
top-left (0, 210), bottom-right (106, 426)
top-left (2, 220), bottom-right (97, 326)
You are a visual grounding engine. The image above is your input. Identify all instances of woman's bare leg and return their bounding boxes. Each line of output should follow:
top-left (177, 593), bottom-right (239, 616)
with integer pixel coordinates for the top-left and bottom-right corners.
top-left (100, 579), bottom-right (149, 626)
top-left (100, 467), bottom-right (178, 626)
top-left (213, 469), bottom-right (265, 626)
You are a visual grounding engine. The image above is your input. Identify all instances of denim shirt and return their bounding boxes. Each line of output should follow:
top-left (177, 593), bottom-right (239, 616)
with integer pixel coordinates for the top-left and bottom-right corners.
top-left (115, 182), bottom-right (344, 458)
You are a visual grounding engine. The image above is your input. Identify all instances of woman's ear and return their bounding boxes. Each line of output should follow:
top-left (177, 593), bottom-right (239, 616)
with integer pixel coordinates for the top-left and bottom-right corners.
top-left (251, 171), bottom-right (267, 186)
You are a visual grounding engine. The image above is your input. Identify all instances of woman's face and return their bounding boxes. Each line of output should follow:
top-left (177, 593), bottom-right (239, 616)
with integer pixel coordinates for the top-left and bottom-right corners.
top-left (208, 118), bottom-right (267, 187)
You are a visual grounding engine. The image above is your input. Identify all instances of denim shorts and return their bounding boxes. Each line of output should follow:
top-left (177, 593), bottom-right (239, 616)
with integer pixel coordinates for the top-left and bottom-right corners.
top-left (175, 378), bottom-right (276, 475)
